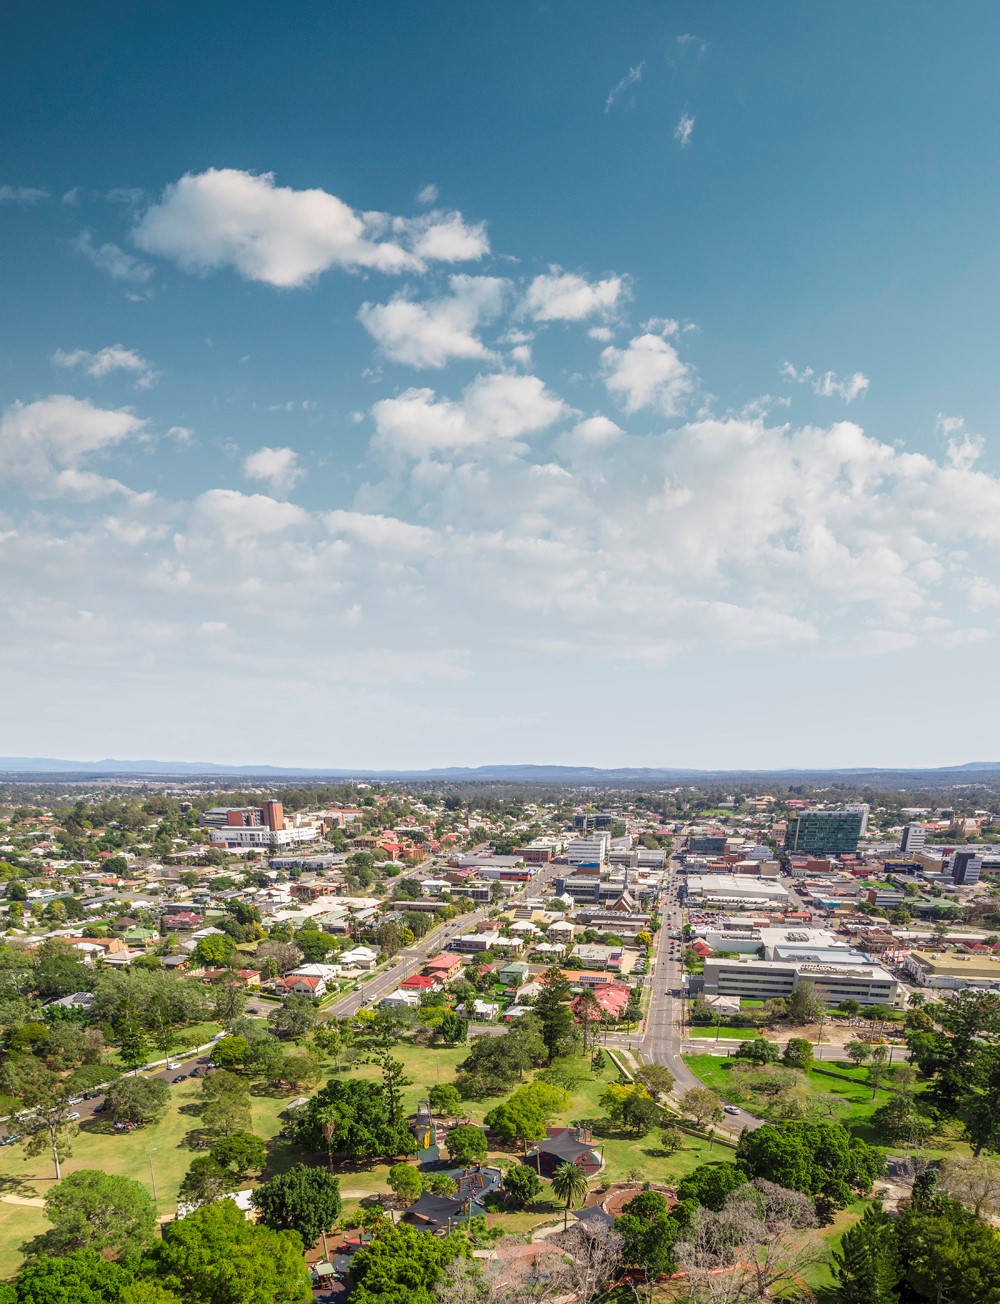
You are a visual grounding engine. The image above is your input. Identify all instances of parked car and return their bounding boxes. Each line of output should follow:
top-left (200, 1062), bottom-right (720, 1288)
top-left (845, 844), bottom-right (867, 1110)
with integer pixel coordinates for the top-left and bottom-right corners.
top-left (172, 1074), bottom-right (187, 1083)
top-left (67, 1096), bottom-right (84, 1106)
top-left (63, 1111), bottom-right (80, 1122)
top-left (724, 1105), bottom-right (740, 1115)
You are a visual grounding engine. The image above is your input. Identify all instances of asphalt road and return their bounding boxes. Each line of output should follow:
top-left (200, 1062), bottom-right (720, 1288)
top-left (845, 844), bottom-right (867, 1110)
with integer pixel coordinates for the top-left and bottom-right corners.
top-left (323, 859), bottom-right (566, 1020)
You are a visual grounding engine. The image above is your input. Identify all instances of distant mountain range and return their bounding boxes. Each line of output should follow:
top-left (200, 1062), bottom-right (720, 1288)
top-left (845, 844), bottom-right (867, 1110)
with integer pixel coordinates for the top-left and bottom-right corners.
top-left (1, 756), bottom-right (1000, 783)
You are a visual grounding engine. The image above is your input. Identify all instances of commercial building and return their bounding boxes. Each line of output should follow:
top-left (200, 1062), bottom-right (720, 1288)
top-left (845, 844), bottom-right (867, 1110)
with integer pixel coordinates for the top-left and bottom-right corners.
top-left (904, 950), bottom-right (1000, 991)
top-left (566, 834), bottom-right (611, 866)
top-left (210, 824), bottom-right (319, 849)
top-left (702, 956), bottom-right (899, 1007)
top-left (900, 824), bottom-right (926, 852)
top-left (951, 850), bottom-right (983, 885)
top-left (784, 806), bottom-right (869, 855)
top-left (685, 875), bottom-right (789, 909)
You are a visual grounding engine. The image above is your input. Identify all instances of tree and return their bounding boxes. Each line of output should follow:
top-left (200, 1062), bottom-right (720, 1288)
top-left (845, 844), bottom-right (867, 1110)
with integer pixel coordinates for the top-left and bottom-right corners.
top-left (833, 1200), bottom-right (902, 1304)
top-left (484, 1081), bottom-right (569, 1150)
top-left (677, 1162), bottom-right (748, 1211)
top-left (178, 1156), bottom-right (231, 1208)
top-left (734, 1038), bottom-right (780, 1065)
top-left (209, 1131), bottom-right (266, 1179)
top-left (105, 1076), bottom-right (169, 1126)
top-left (295, 1078), bottom-right (416, 1161)
top-left (268, 994), bottom-right (316, 1040)
top-left (735, 1121), bottom-right (885, 1209)
top-left (155, 1197), bottom-right (312, 1304)
top-left (679, 1086), bottom-right (723, 1129)
top-left (870, 1096), bottom-right (933, 1146)
top-left (621, 1092), bottom-right (660, 1137)
top-left (781, 1037), bottom-right (813, 1071)
top-left (636, 1063), bottom-right (675, 1097)
top-left (438, 1010), bottom-right (468, 1045)
top-left (349, 1224), bottom-right (468, 1304)
top-left (210, 1035), bottom-right (250, 1070)
top-left (784, 981), bottom-right (825, 1026)
top-left (533, 966), bottom-right (579, 1063)
top-left (676, 1179), bottom-right (823, 1303)
top-left (551, 1160), bottom-right (590, 1230)
top-left (845, 1039), bottom-right (873, 1067)
top-left (502, 1163), bottom-right (541, 1210)
top-left (115, 1009), bottom-right (150, 1075)
top-left (193, 934), bottom-right (237, 968)
top-left (616, 1190), bottom-right (681, 1280)
top-left (447, 1123), bottom-right (488, 1166)
top-left (2, 1058), bottom-right (77, 1180)
top-left (897, 1196), bottom-right (1000, 1304)
top-left (659, 1123), bottom-right (683, 1155)
top-left (251, 1164), bottom-right (342, 1247)
top-left (23, 1171), bottom-right (155, 1261)
top-left (428, 1083), bottom-right (463, 1116)
top-left (8, 1250), bottom-right (133, 1304)
top-left (254, 940), bottom-right (303, 976)
top-left (938, 1155), bottom-right (1000, 1219)
top-left (388, 1162), bottom-right (424, 1204)
top-left (866, 1045), bottom-right (891, 1098)
top-left (591, 1047), bottom-right (605, 1075)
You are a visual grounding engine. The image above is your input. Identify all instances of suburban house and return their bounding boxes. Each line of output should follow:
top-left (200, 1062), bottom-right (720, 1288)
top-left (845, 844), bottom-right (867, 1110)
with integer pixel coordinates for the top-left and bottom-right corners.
top-left (424, 953), bottom-right (463, 982)
top-left (380, 988), bottom-right (420, 1009)
top-left (278, 973), bottom-right (327, 997)
top-left (400, 973), bottom-right (440, 994)
top-left (340, 946), bottom-right (378, 970)
top-left (571, 981), bottom-right (631, 1021)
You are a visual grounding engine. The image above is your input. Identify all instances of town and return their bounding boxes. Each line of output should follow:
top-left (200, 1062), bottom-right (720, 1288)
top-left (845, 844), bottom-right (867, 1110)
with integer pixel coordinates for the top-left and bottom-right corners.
top-left (1, 776), bottom-right (999, 1303)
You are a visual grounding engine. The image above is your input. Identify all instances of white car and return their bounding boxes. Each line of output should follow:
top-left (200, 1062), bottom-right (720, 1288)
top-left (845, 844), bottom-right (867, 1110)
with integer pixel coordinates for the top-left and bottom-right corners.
top-left (724, 1105), bottom-right (740, 1115)
top-left (63, 1111), bottom-right (81, 1122)
top-left (167, 1061), bottom-right (182, 1069)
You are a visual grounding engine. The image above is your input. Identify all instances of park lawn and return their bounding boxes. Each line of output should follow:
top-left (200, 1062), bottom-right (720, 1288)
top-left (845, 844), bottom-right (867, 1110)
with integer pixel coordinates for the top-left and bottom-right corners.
top-left (687, 1026), bottom-right (761, 1039)
top-left (0, 1205), bottom-right (49, 1279)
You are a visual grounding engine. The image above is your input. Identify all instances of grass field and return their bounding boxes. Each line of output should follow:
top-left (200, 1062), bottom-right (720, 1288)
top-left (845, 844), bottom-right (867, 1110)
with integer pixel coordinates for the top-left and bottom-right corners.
top-left (0, 1035), bottom-right (748, 1280)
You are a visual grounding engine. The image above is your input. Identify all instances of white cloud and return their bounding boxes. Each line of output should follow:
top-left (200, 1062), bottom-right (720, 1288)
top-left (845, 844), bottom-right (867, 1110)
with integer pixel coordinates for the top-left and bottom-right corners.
top-left (189, 489), bottom-right (309, 544)
top-left (74, 231), bottom-right (153, 283)
top-left (133, 169), bottom-right (414, 286)
top-left (0, 185), bottom-right (49, 204)
top-left (358, 275), bottom-right (506, 368)
top-left (0, 395), bottom-right (147, 497)
top-left (416, 183), bottom-right (439, 205)
top-left (676, 34), bottom-right (709, 56)
top-left (243, 446), bottom-right (303, 493)
top-left (523, 268), bottom-right (626, 322)
top-left (53, 345), bottom-right (159, 389)
top-left (132, 170), bottom-right (489, 288)
top-left (372, 372), bottom-right (572, 456)
top-left (394, 210), bottom-right (490, 263)
top-left (605, 62), bottom-right (644, 112)
top-left (782, 361), bottom-right (870, 403)
top-left (325, 510), bottom-right (436, 553)
top-left (601, 333), bottom-right (694, 415)
top-left (674, 112), bottom-right (695, 148)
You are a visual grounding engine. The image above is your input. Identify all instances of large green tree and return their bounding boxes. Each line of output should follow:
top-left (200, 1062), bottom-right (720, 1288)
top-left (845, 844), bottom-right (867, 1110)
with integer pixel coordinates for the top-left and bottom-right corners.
top-left (6, 1250), bottom-right (133, 1304)
top-left (154, 1197), bottom-right (311, 1304)
top-left (23, 1170), bottom-right (155, 1261)
top-left (105, 1076), bottom-right (169, 1126)
top-left (295, 1078), bottom-right (415, 1162)
top-left (735, 1121), bottom-right (885, 1209)
top-left (349, 1224), bottom-right (468, 1304)
top-left (833, 1200), bottom-right (901, 1304)
top-left (251, 1164), bottom-right (341, 1247)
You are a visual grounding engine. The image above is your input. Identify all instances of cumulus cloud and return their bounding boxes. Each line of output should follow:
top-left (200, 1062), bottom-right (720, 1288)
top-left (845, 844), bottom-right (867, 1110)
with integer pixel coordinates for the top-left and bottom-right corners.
top-left (0, 395), bottom-right (147, 497)
top-left (523, 268), bottom-right (626, 322)
top-left (0, 185), bottom-right (49, 204)
top-left (416, 183), bottom-right (439, 205)
top-left (372, 372), bottom-right (572, 456)
top-left (674, 112), bottom-right (695, 148)
top-left (132, 170), bottom-right (488, 288)
top-left (601, 333), bottom-right (694, 415)
top-left (605, 62), bottom-right (644, 112)
top-left (325, 510), bottom-right (436, 552)
top-left (243, 446), bottom-right (303, 493)
top-left (358, 275), bottom-right (506, 368)
top-left (74, 231), bottom-right (153, 283)
top-left (53, 345), bottom-right (158, 389)
top-left (782, 361), bottom-right (870, 403)
top-left (189, 489), bottom-right (309, 544)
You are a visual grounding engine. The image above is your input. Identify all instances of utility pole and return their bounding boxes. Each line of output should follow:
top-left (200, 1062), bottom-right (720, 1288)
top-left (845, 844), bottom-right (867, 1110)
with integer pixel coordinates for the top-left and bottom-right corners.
top-left (148, 1148), bottom-right (158, 1202)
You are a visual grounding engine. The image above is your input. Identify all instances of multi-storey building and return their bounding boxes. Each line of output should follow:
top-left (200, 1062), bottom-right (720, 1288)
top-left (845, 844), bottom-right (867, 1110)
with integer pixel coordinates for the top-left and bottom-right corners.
top-left (784, 806), bottom-right (869, 855)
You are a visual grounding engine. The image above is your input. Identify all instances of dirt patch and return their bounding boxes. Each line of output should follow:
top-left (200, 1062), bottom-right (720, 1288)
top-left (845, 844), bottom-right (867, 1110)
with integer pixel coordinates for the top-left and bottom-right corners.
top-left (583, 1180), bottom-right (678, 1219)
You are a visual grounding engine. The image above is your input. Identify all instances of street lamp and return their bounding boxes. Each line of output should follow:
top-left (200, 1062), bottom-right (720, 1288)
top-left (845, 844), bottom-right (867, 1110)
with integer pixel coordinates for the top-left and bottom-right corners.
top-left (148, 1148), bottom-right (158, 1202)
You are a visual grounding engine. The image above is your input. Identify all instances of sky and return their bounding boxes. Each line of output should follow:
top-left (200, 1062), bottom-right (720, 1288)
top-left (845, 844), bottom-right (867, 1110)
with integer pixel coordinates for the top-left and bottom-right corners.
top-left (3, 1), bottom-right (1000, 770)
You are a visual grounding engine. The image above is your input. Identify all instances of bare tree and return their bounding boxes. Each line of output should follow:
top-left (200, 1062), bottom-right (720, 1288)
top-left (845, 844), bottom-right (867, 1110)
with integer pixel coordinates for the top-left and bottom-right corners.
top-left (938, 1155), bottom-right (1000, 1219)
top-left (438, 1226), bottom-right (623, 1304)
top-left (675, 1180), bottom-right (823, 1303)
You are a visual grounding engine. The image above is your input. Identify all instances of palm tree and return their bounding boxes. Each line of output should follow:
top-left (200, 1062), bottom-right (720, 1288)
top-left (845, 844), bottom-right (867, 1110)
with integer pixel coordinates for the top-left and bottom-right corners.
top-left (550, 1160), bottom-right (589, 1230)
top-left (315, 1104), bottom-right (338, 1172)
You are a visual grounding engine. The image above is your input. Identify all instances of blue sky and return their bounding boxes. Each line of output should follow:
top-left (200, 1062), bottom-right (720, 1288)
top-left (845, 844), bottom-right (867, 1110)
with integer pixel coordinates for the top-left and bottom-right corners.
top-left (3, 1), bottom-right (1000, 769)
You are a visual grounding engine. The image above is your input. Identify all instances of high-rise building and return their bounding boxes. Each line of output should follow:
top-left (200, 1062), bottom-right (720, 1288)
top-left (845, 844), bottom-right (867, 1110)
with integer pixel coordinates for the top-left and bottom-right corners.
top-left (784, 806), bottom-right (868, 856)
top-left (951, 850), bottom-right (982, 885)
top-left (262, 800), bottom-right (285, 831)
top-left (900, 823), bottom-right (926, 852)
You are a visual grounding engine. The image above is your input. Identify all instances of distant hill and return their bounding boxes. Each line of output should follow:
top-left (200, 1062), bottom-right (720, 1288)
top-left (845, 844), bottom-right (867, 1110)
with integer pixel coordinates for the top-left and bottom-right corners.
top-left (1, 757), bottom-right (1000, 784)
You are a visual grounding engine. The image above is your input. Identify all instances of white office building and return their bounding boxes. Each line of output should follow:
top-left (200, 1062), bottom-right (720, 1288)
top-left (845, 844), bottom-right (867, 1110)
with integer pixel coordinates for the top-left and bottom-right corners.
top-left (566, 834), bottom-right (611, 866)
top-left (703, 957), bottom-right (899, 1007)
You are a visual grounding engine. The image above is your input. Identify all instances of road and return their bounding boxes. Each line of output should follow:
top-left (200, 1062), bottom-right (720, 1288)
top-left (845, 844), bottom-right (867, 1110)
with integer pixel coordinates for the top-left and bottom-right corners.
top-left (635, 862), bottom-right (765, 1134)
top-left (323, 858), bottom-right (566, 1019)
